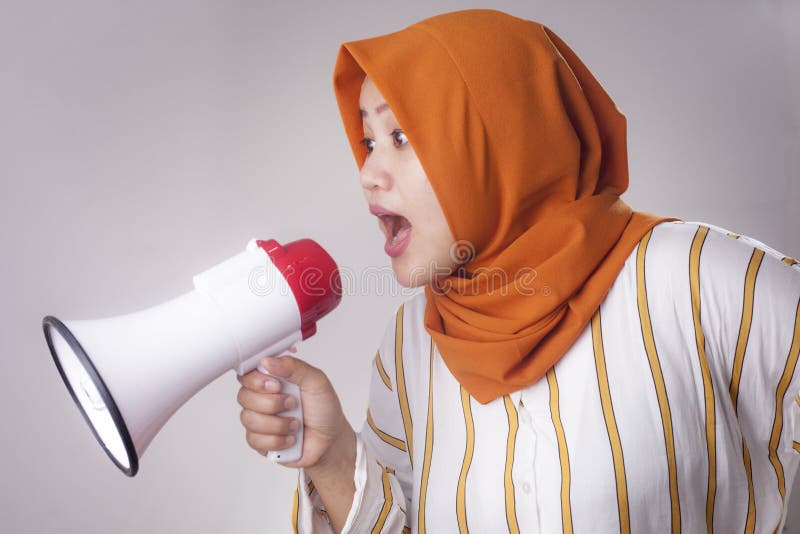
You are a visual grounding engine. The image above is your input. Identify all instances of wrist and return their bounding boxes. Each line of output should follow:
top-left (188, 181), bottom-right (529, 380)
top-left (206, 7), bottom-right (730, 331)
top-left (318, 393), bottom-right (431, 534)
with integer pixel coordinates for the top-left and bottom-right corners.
top-left (307, 423), bottom-right (356, 481)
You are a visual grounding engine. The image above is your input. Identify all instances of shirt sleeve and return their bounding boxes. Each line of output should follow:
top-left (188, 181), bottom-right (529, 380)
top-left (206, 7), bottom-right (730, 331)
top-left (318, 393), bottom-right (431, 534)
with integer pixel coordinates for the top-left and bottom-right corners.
top-left (694, 222), bottom-right (800, 531)
top-left (292, 305), bottom-right (413, 533)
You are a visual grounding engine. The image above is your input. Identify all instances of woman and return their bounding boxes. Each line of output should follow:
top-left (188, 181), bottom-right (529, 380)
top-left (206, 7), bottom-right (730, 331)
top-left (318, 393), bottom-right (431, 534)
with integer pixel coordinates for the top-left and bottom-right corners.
top-left (236, 9), bottom-right (800, 533)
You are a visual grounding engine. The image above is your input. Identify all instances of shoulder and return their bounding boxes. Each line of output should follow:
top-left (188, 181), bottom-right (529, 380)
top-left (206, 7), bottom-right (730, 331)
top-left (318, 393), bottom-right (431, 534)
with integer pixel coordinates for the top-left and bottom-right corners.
top-left (641, 219), bottom-right (759, 258)
top-left (638, 220), bottom-right (800, 337)
top-left (375, 291), bottom-right (431, 395)
top-left (377, 290), bottom-right (429, 363)
top-left (613, 219), bottom-right (800, 340)
top-left (637, 219), bottom-right (799, 279)
top-left (398, 290), bottom-right (428, 320)
top-left (380, 291), bottom-right (427, 336)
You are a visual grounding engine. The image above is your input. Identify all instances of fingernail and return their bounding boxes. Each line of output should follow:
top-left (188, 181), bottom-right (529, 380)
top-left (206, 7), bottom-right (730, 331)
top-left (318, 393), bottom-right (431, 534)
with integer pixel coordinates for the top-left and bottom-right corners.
top-left (261, 356), bottom-right (279, 368)
top-left (285, 435), bottom-right (295, 445)
top-left (284, 396), bottom-right (297, 410)
top-left (262, 356), bottom-right (288, 376)
top-left (263, 378), bottom-right (278, 391)
top-left (289, 419), bottom-right (300, 432)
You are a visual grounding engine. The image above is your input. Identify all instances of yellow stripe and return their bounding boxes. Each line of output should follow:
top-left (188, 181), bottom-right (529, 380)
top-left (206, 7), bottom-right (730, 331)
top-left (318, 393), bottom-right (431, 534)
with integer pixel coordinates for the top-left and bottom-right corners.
top-left (729, 247), bottom-right (763, 534)
top-left (591, 309), bottom-right (630, 534)
top-left (547, 368), bottom-right (573, 533)
top-left (291, 487), bottom-right (298, 534)
top-left (636, 229), bottom-right (681, 533)
top-left (371, 464), bottom-right (394, 534)
top-left (503, 394), bottom-right (520, 534)
top-left (783, 257), bottom-right (798, 266)
top-left (456, 385), bottom-right (475, 533)
top-left (367, 408), bottom-right (407, 452)
top-left (395, 304), bottom-right (414, 468)
top-left (796, 395), bottom-right (800, 407)
top-left (729, 249), bottom-right (765, 409)
top-left (689, 226), bottom-right (717, 533)
top-left (742, 441), bottom-right (756, 531)
top-left (375, 350), bottom-right (393, 391)
top-left (768, 297), bottom-right (800, 516)
top-left (418, 338), bottom-right (435, 534)
top-left (793, 442), bottom-right (800, 454)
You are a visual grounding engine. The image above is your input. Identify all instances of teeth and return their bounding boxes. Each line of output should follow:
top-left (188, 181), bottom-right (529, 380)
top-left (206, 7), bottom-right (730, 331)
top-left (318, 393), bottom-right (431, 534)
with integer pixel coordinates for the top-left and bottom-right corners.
top-left (378, 213), bottom-right (411, 245)
top-left (381, 214), bottom-right (396, 237)
top-left (390, 224), bottom-right (409, 245)
top-left (379, 214), bottom-right (393, 238)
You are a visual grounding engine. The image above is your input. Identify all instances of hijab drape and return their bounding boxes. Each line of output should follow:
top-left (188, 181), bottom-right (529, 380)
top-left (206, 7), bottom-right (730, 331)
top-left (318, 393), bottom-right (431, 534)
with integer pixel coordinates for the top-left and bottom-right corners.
top-left (332, 8), bottom-right (680, 404)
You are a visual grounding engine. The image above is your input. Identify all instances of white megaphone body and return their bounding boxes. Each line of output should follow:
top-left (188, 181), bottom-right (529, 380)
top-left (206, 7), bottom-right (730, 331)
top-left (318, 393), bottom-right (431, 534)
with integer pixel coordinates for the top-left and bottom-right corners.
top-left (42, 237), bottom-right (342, 476)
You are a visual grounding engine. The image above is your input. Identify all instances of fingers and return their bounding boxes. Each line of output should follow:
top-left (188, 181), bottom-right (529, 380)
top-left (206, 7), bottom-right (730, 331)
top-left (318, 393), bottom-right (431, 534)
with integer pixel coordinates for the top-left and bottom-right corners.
top-left (237, 368), bottom-right (283, 393)
top-left (261, 355), bottom-right (328, 389)
top-left (245, 430), bottom-right (297, 456)
top-left (237, 354), bottom-right (327, 393)
top-left (236, 386), bottom-right (296, 414)
top-left (240, 409), bottom-right (300, 436)
top-left (234, 353), bottom-right (308, 457)
top-left (237, 387), bottom-right (301, 456)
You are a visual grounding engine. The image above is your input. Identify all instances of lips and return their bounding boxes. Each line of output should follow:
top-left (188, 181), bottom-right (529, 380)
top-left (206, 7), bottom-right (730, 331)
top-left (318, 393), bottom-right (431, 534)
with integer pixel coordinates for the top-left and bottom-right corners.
top-left (369, 204), bottom-right (412, 240)
top-left (382, 214), bottom-right (412, 240)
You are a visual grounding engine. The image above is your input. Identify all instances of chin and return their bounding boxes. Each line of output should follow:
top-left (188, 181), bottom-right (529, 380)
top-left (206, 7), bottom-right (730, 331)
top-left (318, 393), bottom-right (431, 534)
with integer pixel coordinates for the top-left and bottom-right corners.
top-left (393, 269), bottom-right (428, 289)
top-left (391, 259), bottom-right (432, 289)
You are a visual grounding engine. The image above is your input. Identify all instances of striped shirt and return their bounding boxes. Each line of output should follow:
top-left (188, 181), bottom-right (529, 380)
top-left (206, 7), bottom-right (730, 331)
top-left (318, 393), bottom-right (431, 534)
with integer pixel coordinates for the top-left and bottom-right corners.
top-left (292, 220), bottom-right (800, 533)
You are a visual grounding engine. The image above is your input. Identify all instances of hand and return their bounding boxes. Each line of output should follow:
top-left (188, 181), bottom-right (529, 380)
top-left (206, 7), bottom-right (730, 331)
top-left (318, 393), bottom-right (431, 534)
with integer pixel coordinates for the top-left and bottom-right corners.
top-left (236, 354), bottom-right (352, 469)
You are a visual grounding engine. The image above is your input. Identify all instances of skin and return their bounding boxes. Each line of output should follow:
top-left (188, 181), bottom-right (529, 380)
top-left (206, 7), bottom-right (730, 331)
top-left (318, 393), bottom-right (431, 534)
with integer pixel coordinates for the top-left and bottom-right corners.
top-left (359, 75), bottom-right (458, 287)
top-left (235, 74), bottom-right (458, 532)
top-left (236, 354), bottom-right (356, 533)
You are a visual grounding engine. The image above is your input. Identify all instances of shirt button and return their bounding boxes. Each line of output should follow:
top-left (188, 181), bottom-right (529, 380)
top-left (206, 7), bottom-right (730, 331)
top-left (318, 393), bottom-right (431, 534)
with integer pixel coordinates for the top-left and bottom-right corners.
top-left (522, 482), bottom-right (532, 494)
top-left (520, 408), bottom-right (532, 426)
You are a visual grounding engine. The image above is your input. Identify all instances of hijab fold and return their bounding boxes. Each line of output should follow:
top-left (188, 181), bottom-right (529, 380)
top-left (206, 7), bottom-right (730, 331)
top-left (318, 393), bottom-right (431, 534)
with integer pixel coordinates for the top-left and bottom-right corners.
top-left (333, 8), bottom-right (679, 404)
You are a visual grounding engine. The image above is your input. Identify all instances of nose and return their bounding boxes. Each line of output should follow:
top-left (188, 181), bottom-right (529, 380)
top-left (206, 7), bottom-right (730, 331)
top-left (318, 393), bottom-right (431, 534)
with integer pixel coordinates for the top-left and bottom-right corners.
top-left (359, 153), bottom-right (393, 192)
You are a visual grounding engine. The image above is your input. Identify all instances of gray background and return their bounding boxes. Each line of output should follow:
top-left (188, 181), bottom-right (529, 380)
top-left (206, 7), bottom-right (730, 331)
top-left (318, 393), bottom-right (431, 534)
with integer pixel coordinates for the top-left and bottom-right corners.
top-left (1, 1), bottom-right (798, 532)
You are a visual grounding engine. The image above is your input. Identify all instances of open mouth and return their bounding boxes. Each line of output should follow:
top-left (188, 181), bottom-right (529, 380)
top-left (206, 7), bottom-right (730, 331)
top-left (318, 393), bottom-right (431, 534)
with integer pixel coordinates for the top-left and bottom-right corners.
top-left (379, 213), bottom-right (412, 244)
top-left (369, 204), bottom-right (413, 257)
top-left (378, 213), bottom-right (413, 257)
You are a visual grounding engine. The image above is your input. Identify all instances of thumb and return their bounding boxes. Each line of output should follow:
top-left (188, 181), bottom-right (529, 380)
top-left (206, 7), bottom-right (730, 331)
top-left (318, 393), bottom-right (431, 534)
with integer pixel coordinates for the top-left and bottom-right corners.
top-left (260, 355), bottom-right (325, 390)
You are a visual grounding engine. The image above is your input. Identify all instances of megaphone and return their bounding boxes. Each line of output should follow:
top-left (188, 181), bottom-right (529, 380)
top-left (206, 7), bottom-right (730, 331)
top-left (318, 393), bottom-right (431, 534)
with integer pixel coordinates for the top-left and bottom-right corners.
top-left (42, 237), bottom-right (342, 476)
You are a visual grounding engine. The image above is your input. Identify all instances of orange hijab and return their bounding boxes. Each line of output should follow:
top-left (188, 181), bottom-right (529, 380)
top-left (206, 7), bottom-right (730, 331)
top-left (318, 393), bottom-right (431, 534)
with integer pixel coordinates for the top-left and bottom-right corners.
top-left (332, 8), bottom-right (680, 404)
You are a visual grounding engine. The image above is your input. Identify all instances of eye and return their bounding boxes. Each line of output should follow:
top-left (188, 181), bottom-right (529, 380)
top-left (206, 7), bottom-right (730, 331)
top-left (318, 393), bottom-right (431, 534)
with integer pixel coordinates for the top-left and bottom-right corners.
top-left (392, 129), bottom-right (409, 147)
top-left (358, 129), bottom-right (409, 156)
top-left (359, 137), bottom-right (375, 154)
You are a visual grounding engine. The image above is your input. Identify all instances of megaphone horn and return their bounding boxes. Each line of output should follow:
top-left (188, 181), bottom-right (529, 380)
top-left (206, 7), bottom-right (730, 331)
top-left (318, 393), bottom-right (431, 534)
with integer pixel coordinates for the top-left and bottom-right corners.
top-left (43, 237), bottom-right (342, 476)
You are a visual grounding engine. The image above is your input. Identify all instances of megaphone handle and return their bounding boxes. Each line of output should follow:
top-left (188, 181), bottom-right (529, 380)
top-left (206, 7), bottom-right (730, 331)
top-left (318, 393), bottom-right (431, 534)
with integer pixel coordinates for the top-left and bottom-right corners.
top-left (256, 363), bottom-right (303, 464)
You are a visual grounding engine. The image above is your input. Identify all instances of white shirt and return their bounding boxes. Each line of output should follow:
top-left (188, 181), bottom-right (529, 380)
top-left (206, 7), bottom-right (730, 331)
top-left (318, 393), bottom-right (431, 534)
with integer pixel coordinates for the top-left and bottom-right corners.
top-left (291, 220), bottom-right (800, 533)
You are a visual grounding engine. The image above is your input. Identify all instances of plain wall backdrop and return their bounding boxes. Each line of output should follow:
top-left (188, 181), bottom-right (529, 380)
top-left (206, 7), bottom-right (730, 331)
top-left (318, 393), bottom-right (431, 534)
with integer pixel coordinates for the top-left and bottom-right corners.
top-left (1, 1), bottom-right (798, 532)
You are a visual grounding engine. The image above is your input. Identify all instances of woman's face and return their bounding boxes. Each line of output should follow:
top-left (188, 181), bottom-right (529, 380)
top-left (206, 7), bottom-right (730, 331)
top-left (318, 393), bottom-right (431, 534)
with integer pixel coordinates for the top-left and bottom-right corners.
top-left (358, 75), bottom-right (458, 288)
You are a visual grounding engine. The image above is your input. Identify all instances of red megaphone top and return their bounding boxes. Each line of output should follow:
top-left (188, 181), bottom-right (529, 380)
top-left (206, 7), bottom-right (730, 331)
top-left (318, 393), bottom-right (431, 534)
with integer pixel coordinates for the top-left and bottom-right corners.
top-left (256, 239), bottom-right (342, 340)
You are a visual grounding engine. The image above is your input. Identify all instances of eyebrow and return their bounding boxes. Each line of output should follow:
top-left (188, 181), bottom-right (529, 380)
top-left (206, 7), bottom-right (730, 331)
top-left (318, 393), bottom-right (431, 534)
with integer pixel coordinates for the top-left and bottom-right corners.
top-left (359, 102), bottom-right (389, 118)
